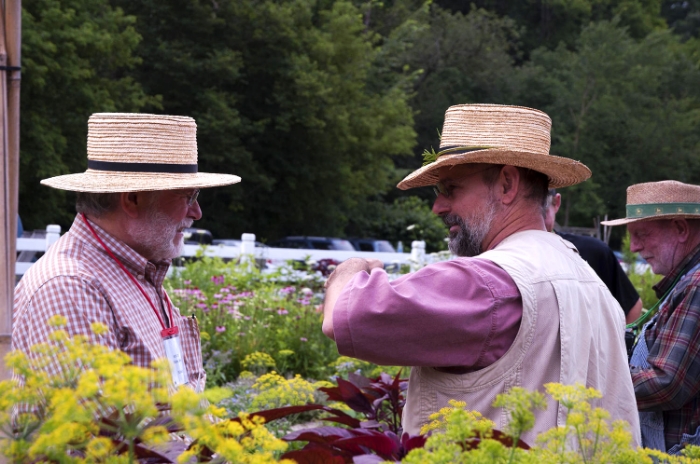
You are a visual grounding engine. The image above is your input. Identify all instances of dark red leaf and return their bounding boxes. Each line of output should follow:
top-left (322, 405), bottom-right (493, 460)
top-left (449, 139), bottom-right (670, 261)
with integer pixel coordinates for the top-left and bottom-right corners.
top-left (401, 433), bottom-right (427, 452)
top-left (283, 426), bottom-right (357, 443)
top-left (320, 378), bottom-right (374, 415)
top-left (490, 430), bottom-right (530, 449)
top-left (347, 372), bottom-right (372, 390)
top-left (352, 454), bottom-right (386, 463)
top-left (333, 433), bottom-right (400, 458)
top-left (281, 448), bottom-right (347, 464)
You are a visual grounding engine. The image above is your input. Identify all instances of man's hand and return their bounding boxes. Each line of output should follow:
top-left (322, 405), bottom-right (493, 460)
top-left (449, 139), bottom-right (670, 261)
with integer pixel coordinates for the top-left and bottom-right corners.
top-left (321, 258), bottom-right (384, 339)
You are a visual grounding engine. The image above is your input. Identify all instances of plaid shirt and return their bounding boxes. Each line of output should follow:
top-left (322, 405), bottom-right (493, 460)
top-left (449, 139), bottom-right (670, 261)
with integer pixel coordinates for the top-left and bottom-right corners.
top-left (632, 242), bottom-right (700, 448)
top-left (13, 214), bottom-right (206, 392)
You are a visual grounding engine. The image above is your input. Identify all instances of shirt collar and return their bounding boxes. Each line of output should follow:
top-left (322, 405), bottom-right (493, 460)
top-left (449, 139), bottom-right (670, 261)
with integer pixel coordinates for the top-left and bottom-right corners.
top-left (70, 214), bottom-right (172, 287)
top-left (653, 241), bottom-right (700, 297)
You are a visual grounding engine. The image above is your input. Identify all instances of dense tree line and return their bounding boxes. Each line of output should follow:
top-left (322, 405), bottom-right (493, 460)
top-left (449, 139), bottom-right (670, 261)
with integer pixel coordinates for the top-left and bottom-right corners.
top-left (20, 0), bottom-right (700, 250)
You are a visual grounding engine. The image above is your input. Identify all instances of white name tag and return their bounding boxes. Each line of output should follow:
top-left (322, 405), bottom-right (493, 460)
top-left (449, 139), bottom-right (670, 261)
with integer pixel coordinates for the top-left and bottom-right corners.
top-left (162, 327), bottom-right (187, 387)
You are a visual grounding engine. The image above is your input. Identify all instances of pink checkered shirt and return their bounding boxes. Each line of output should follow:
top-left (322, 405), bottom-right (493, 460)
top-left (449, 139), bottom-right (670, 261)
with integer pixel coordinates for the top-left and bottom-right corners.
top-left (12, 214), bottom-right (206, 391)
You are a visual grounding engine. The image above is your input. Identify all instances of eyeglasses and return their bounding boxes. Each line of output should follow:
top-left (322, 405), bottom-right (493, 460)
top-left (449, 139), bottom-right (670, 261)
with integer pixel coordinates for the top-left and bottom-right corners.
top-left (432, 166), bottom-right (501, 199)
top-left (433, 182), bottom-right (450, 198)
top-left (182, 189), bottom-right (200, 206)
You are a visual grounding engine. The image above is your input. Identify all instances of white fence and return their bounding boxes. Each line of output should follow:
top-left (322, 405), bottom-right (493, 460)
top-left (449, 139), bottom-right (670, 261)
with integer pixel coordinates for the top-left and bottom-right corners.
top-left (15, 226), bottom-right (434, 277)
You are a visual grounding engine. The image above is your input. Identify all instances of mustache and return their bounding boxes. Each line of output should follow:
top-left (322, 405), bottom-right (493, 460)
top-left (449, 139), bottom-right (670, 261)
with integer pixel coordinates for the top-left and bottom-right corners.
top-left (442, 214), bottom-right (463, 228)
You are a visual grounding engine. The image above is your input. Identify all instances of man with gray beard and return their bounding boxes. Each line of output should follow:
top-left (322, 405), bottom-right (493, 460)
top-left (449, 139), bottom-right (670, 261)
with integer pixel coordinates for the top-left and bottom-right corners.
top-left (12, 113), bottom-right (240, 392)
top-left (321, 104), bottom-right (640, 445)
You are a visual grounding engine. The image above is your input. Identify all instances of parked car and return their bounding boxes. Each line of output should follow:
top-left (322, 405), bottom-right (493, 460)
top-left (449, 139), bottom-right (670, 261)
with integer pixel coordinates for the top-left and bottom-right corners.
top-left (348, 238), bottom-right (396, 253)
top-left (183, 228), bottom-right (213, 245)
top-left (268, 236), bottom-right (355, 251)
top-left (212, 238), bottom-right (268, 248)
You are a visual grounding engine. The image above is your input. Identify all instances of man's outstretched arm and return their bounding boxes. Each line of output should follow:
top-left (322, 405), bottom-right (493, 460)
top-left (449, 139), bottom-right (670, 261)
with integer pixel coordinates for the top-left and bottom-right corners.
top-left (322, 258), bottom-right (383, 339)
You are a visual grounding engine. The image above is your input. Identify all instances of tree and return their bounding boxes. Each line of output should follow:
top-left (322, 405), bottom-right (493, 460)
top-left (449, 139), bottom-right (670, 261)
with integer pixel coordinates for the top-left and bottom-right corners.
top-left (516, 20), bottom-right (700, 228)
top-left (20, 0), bottom-right (155, 230)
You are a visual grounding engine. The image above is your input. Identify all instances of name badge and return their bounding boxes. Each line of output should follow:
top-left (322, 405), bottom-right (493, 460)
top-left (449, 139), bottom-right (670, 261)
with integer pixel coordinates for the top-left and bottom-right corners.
top-left (162, 326), bottom-right (187, 387)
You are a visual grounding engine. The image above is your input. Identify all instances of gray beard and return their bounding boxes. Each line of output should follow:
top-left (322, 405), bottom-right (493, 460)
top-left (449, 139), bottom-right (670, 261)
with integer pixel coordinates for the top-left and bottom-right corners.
top-left (127, 200), bottom-right (191, 262)
top-left (443, 202), bottom-right (497, 257)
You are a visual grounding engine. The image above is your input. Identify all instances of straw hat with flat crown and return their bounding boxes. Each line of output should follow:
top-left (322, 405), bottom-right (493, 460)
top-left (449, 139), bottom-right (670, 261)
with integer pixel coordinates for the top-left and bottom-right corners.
top-left (397, 104), bottom-right (591, 190)
top-left (41, 113), bottom-right (241, 192)
top-left (601, 180), bottom-right (700, 226)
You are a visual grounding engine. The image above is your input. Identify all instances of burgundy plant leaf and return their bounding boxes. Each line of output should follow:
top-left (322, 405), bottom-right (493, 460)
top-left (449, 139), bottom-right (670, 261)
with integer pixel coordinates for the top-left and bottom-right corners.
top-left (283, 426), bottom-right (357, 444)
top-left (332, 433), bottom-right (400, 458)
top-left (281, 448), bottom-right (347, 464)
top-left (400, 433), bottom-right (427, 452)
top-left (358, 420), bottom-right (381, 429)
top-left (352, 454), bottom-right (387, 464)
top-left (490, 430), bottom-right (531, 450)
top-left (243, 404), bottom-right (329, 423)
top-left (347, 372), bottom-right (372, 390)
top-left (320, 414), bottom-right (362, 428)
top-left (320, 378), bottom-right (374, 415)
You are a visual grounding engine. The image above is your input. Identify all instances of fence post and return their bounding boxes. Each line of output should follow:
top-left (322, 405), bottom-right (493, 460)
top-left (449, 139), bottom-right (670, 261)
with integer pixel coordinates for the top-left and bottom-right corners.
top-left (410, 240), bottom-right (426, 272)
top-left (240, 233), bottom-right (256, 269)
top-left (46, 224), bottom-right (61, 249)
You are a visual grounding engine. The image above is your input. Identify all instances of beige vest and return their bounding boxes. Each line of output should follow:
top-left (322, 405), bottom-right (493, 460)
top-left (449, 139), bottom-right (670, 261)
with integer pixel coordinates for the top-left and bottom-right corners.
top-left (402, 230), bottom-right (641, 446)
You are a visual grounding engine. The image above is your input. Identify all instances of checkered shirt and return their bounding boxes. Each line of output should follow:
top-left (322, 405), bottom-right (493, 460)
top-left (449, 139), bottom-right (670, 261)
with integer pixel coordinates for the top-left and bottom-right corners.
top-left (632, 242), bottom-right (700, 448)
top-left (12, 214), bottom-right (206, 392)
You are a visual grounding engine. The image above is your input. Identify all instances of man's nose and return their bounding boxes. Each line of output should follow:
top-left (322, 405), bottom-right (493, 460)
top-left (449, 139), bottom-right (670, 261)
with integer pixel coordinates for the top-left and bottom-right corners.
top-left (188, 199), bottom-right (203, 221)
top-left (629, 237), bottom-right (641, 253)
top-left (432, 195), bottom-right (450, 216)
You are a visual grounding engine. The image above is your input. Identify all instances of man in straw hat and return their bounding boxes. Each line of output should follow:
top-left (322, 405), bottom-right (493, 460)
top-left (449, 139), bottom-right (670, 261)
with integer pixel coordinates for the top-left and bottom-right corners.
top-left (12, 113), bottom-right (241, 392)
top-left (322, 104), bottom-right (640, 445)
top-left (602, 180), bottom-right (700, 453)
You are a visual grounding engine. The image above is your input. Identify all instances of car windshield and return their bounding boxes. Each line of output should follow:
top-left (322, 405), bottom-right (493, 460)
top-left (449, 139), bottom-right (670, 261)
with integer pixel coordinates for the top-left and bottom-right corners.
top-left (376, 241), bottom-right (396, 252)
top-left (331, 239), bottom-right (355, 251)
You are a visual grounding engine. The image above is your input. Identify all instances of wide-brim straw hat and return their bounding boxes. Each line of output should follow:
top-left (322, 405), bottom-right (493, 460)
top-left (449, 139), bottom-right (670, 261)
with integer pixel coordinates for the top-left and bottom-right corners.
top-left (41, 113), bottom-right (241, 192)
top-left (601, 180), bottom-right (700, 226)
top-left (397, 104), bottom-right (591, 190)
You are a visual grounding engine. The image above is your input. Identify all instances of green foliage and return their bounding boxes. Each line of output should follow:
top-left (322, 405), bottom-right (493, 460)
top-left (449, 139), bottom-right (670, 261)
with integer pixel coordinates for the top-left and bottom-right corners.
top-left (110, 0), bottom-right (417, 241)
top-left (167, 256), bottom-right (339, 385)
top-left (20, 0), bottom-right (157, 230)
top-left (346, 196), bottom-right (449, 252)
top-left (517, 19), bottom-right (700, 230)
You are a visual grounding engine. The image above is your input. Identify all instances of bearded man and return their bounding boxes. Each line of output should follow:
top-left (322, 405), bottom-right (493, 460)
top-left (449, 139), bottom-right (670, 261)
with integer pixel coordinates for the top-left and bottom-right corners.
top-left (12, 113), bottom-right (240, 392)
top-left (322, 104), bottom-right (641, 445)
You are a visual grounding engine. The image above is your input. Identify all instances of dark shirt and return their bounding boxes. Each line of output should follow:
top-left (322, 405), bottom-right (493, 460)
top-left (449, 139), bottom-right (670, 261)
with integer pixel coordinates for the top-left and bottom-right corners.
top-left (633, 243), bottom-right (700, 449)
top-left (557, 231), bottom-right (640, 315)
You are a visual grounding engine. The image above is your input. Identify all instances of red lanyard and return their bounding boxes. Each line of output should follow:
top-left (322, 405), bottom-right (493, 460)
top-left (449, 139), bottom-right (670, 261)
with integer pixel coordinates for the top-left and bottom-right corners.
top-left (81, 213), bottom-right (177, 336)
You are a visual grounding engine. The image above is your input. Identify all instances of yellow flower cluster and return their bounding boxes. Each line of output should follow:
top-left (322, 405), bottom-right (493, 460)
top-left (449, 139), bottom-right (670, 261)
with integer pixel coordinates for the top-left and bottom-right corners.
top-left (0, 316), bottom-right (291, 463)
top-left (251, 371), bottom-right (330, 409)
top-left (241, 351), bottom-right (277, 374)
top-left (405, 383), bottom-right (700, 464)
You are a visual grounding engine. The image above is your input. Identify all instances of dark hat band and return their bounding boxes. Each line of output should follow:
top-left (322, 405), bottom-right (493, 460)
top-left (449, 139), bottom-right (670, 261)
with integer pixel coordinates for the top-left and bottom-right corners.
top-left (87, 159), bottom-right (198, 173)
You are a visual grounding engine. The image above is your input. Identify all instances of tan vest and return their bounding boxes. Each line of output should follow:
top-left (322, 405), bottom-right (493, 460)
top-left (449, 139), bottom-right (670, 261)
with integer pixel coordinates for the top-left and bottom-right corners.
top-left (402, 230), bottom-right (641, 446)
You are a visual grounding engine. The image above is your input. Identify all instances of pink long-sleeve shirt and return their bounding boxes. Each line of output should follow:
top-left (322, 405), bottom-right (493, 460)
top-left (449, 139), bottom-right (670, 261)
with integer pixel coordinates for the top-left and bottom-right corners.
top-left (332, 258), bottom-right (522, 369)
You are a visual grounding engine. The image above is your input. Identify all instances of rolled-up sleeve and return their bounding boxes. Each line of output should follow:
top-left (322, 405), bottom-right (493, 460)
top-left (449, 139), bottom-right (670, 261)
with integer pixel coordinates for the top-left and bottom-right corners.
top-left (332, 258), bottom-right (521, 368)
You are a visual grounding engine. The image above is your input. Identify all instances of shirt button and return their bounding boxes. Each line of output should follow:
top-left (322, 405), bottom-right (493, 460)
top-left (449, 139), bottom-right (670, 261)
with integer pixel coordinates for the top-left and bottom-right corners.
top-left (137, 275), bottom-right (144, 280)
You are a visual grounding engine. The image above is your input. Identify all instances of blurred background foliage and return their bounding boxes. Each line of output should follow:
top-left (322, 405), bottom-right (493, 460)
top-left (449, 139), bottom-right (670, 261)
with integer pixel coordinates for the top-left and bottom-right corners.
top-left (20, 0), bottom-right (700, 251)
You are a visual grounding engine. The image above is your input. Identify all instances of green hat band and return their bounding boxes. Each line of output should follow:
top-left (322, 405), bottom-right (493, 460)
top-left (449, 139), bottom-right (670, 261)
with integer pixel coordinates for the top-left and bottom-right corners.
top-left (626, 203), bottom-right (700, 219)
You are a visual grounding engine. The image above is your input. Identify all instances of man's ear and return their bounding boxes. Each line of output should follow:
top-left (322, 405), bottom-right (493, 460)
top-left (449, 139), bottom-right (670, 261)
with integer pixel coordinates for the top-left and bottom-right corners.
top-left (119, 192), bottom-right (141, 219)
top-left (673, 218), bottom-right (692, 243)
top-left (497, 165), bottom-right (520, 205)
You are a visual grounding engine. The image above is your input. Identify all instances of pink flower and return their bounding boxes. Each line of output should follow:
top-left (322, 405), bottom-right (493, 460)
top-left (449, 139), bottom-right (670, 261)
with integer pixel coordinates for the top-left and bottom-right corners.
top-left (277, 309), bottom-right (289, 315)
top-left (300, 337), bottom-right (308, 342)
top-left (216, 326), bottom-right (226, 333)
